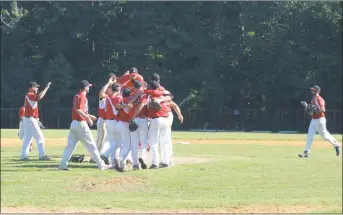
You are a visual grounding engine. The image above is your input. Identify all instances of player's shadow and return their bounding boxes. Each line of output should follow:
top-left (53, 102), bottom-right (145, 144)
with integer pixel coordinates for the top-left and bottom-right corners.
top-left (2, 164), bottom-right (99, 171)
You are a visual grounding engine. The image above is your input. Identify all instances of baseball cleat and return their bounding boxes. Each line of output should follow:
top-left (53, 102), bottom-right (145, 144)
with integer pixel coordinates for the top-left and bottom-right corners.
top-left (149, 164), bottom-right (159, 169)
top-left (160, 163), bottom-right (169, 168)
top-left (39, 155), bottom-right (52, 161)
top-left (335, 146), bottom-right (340, 156)
top-left (20, 157), bottom-right (30, 161)
top-left (100, 164), bottom-right (112, 171)
top-left (58, 167), bottom-right (70, 171)
top-left (100, 155), bottom-right (110, 165)
top-left (298, 151), bottom-right (309, 158)
top-left (138, 158), bottom-right (147, 169)
top-left (133, 165), bottom-right (140, 170)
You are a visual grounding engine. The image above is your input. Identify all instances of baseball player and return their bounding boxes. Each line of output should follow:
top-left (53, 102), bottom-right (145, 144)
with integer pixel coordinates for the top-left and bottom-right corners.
top-left (115, 88), bottom-right (133, 171)
top-left (18, 106), bottom-right (33, 152)
top-left (149, 73), bottom-right (175, 166)
top-left (128, 80), bottom-right (149, 170)
top-left (58, 80), bottom-right (111, 171)
top-left (146, 81), bottom-right (184, 169)
top-left (298, 85), bottom-right (341, 158)
top-left (103, 82), bottom-right (132, 169)
top-left (90, 74), bottom-right (116, 164)
top-left (20, 81), bottom-right (52, 161)
top-left (117, 67), bottom-right (144, 92)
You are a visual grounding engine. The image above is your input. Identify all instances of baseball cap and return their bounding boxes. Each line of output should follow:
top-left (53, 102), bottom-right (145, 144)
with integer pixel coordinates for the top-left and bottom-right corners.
top-left (129, 67), bottom-right (138, 74)
top-left (122, 88), bottom-right (131, 97)
top-left (111, 83), bottom-right (120, 92)
top-left (150, 73), bottom-right (160, 82)
top-left (148, 80), bottom-right (160, 90)
top-left (310, 85), bottom-right (321, 92)
top-left (133, 80), bottom-right (142, 89)
top-left (29, 81), bottom-right (40, 88)
top-left (80, 80), bottom-right (92, 89)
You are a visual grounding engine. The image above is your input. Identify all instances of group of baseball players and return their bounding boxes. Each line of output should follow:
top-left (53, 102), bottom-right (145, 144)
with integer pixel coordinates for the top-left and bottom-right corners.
top-left (18, 67), bottom-right (184, 171)
top-left (18, 71), bottom-right (340, 171)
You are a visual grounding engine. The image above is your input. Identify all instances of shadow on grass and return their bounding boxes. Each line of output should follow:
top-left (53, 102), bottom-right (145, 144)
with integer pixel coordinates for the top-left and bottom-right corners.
top-left (2, 163), bottom-right (99, 172)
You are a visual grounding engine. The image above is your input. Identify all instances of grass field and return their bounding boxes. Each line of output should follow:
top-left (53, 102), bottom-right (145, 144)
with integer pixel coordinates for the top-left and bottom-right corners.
top-left (1, 129), bottom-right (342, 213)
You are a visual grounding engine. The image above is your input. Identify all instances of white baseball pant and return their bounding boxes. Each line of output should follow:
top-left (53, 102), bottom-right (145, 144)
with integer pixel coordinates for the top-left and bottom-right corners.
top-left (105, 119), bottom-right (119, 165)
top-left (18, 120), bottom-right (24, 140)
top-left (116, 121), bottom-right (131, 166)
top-left (166, 112), bottom-right (174, 164)
top-left (96, 117), bottom-right (108, 152)
top-left (59, 120), bottom-right (106, 170)
top-left (305, 117), bottom-right (340, 152)
top-left (149, 117), bottom-right (168, 165)
top-left (130, 117), bottom-right (149, 166)
top-left (20, 117), bottom-right (46, 159)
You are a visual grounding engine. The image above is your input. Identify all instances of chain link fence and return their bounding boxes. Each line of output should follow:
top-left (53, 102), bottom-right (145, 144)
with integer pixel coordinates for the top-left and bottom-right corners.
top-left (1, 107), bottom-right (341, 133)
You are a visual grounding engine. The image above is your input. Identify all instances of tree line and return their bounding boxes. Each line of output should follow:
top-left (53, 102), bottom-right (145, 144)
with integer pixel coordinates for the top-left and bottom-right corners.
top-left (1, 1), bottom-right (342, 128)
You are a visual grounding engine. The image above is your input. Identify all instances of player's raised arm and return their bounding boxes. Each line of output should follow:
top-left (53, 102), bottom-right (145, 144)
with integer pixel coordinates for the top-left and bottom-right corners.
top-left (99, 76), bottom-right (115, 99)
top-left (37, 82), bottom-right (51, 100)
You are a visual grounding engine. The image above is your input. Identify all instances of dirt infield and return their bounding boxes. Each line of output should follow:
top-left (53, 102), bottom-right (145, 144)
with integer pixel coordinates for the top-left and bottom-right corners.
top-left (2, 204), bottom-right (339, 213)
top-left (0, 137), bottom-right (335, 148)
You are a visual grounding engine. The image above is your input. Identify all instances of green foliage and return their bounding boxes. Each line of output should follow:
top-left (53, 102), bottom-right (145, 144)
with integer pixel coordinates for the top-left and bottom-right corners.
top-left (0, 1), bottom-right (341, 122)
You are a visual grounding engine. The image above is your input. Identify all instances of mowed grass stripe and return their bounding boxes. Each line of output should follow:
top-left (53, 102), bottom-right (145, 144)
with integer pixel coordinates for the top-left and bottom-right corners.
top-left (1, 129), bottom-right (342, 141)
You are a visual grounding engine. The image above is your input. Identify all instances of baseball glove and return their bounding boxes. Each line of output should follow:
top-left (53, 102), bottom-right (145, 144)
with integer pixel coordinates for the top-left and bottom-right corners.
top-left (129, 120), bottom-right (139, 132)
top-left (69, 154), bottom-right (85, 163)
top-left (149, 100), bottom-right (162, 111)
top-left (301, 101), bottom-right (317, 116)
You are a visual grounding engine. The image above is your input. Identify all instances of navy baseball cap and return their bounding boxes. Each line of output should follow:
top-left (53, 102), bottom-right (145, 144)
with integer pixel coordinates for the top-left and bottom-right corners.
top-left (133, 80), bottom-right (142, 89)
top-left (80, 80), bottom-right (92, 89)
top-left (148, 80), bottom-right (160, 90)
top-left (150, 73), bottom-right (160, 82)
top-left (310, 85), bottom-right (321, 92)
top-left (29, 81), bottom-right (40, 88)
top-left (122, 88), bottom-right (131, 97)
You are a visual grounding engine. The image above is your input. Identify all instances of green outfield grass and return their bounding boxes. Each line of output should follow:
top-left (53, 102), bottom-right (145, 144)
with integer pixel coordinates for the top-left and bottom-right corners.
top-left (1, 129), bottom-right (342, 213)
top-left (1, 128), bottom-right (342, 141)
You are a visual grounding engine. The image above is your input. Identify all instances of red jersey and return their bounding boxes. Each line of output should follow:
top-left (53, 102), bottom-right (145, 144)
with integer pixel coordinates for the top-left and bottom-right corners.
top-left (24, 92), bottom-right (39, 118)
top-left (72, 92), bottom-right (88, 121)
top-left (311, 95), bottom-right (325, 119)
top-left (147, 94), bottom-right (171, 118)
top-left (97, 94), bottom-right (108, 119)
top-left (105, 95), bottom-right (119, 120)
top-left (19, 106), bottom-right (25, 118)
top-left (117, 97), bottom-right (131, 122)
top-left (118, 73), bottom-right (144, 91)
top-left (129, 94), bottom-right (149, 118)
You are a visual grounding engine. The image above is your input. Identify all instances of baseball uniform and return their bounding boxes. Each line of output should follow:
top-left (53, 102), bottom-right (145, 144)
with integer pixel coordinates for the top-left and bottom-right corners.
top-left (118, 73), bottom-right (144, 91)
top-left (59, 92), bottom-right (106, 170)
top-left (116, 97), bottom-right (132, 168)
top-left (129, 94), bottom-right (149, 168)
top-left (147, 94), bottom-right (170, 167)
top-left (20, 92), bottom-right (47, 160)
top-left (96, 94), bottom-right (110, 153)
top-left (104, 95), bottom-right (120, 166)
top-left (305, 95), bottom-right (340, 153)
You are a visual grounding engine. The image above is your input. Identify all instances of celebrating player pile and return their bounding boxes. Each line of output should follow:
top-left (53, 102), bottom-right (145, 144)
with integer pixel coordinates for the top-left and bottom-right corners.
top-left (37, 67), bottom-right (183, 171)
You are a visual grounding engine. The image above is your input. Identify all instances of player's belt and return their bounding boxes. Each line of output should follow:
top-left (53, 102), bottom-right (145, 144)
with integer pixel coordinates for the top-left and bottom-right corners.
top-left (151, 116), bottom-right (168, 119)
top-left (24, 116), bottom-right (37, 119)
top-left (105, 118), bottom-right (115, 120)
top-left (137, 117), bottom-right (147, 119)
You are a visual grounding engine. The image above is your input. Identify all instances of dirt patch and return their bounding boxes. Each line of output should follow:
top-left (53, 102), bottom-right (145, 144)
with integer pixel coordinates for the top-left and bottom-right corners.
top-left (2, 204), bottom-right (339, 213)
top-left (68, 176), bottom-right (146, 192)
top-left (1, 137), bottom-right (335, 148)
